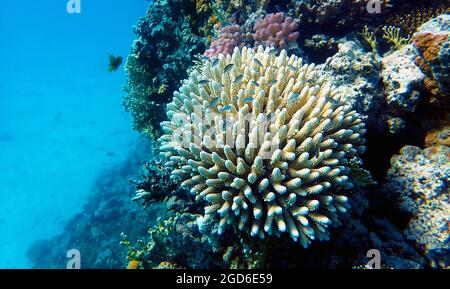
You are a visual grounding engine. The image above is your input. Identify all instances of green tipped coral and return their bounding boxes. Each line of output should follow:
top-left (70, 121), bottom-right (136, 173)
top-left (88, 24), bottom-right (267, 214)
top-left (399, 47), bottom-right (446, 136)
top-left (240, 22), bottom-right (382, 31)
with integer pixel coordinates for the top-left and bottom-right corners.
top-left (158, 46), bottom-right (367, 248)
top-left (382, 26), bottom-right (411, 50)
top-left (361, 26), bottom-right (378, 54)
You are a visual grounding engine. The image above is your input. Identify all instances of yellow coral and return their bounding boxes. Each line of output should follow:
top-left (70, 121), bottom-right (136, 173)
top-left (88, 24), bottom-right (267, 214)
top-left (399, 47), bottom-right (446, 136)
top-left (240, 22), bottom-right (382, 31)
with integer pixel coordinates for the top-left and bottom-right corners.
top-left (195, 0), bottom-right (210, 14)
top-left (127, 260), bottom-right (140, 269)
top-left (382, 26), bottom-right (411, 50)
top-left (362, 26), bottom-right (378, 54)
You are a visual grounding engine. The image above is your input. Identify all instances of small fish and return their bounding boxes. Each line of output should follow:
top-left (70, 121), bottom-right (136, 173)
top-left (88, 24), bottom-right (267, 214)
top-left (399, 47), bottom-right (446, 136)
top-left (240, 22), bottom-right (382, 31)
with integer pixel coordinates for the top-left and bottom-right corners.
top-left (54, 112), bottom-right (62, 122)
top-left (243, 97), bottom-right (254, 102)
top-left (199, 79), bottom-right (210, 85)
top-left (251, 80), bottom-right (260, 87)
top-left (223, 63), bottom-right (235, 74)
top-left (211, 97), bottom-right (220, 106)
top-left (234, 74), bottom-right (244, 83)
top-left (267, 79), bottom-right (278, 86)
top-left (287, 64), bottom-right (297, 71)
top-left (233, 96), bottom-right (240, 102)
top-left (325, 96), bottom-right (338, 106)
top-left (221, 105), bottom-right (233, 112)
top-left (269, 48), bottom-right (278, 55)
top-left (287, 41), bottom-right (299, 51)
top-left (288, 93), bottom-right (300, 102)
top-left (108, 55), bottom-right (123, 72)
top-left (253, 58), bottom-right (263, 67)
top-left (211, 58), bottom-right (219, 67)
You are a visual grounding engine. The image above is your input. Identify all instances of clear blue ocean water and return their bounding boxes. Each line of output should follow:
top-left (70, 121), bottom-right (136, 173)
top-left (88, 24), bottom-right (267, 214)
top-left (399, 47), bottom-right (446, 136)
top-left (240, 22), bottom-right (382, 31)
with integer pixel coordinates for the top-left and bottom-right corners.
top-left (0, 0), bottom-right (149, 268)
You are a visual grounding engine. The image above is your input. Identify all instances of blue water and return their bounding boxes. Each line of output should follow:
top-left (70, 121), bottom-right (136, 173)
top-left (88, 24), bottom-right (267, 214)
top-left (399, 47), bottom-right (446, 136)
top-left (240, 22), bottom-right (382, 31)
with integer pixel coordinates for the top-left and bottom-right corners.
top-left (0, 0), bottom-right (149, 268)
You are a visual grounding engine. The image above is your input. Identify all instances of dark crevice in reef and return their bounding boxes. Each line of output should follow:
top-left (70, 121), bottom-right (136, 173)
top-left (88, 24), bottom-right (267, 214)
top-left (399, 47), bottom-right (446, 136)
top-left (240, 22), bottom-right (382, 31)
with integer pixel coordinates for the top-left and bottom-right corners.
top-left (362, 126), bottom-right (424, 183)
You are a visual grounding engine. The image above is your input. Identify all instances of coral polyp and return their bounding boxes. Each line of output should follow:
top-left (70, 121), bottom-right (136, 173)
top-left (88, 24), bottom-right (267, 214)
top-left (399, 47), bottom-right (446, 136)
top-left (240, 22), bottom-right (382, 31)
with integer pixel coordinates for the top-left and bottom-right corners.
top-left (158, 46), bottom-right (367, 247)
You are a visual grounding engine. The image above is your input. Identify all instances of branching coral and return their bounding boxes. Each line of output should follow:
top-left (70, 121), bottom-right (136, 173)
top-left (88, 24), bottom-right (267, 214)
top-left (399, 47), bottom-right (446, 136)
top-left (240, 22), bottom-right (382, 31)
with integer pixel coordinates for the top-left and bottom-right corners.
top-left (362, 26), bottom-right (378, 54)
top-left (158, 46), bottom-right (367, 247)
top-left (382, 26), bottom-right (411, 50)
top-left (384, 1), bottom-right (450, 36)
top-left (123, 0), bottom-right (207, 138)
top-left (204, 24), bottom-right (250, 57)
top-left (253, 12), bottom-right (299, 50)
top-left (130, 159), bottom-right (180, 209)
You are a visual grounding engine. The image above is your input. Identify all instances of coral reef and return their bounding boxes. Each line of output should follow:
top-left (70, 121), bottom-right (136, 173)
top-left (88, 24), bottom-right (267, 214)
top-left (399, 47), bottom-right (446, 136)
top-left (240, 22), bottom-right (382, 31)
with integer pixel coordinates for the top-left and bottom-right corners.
top-left (123, 0), bottom-right (207, 138)
top-left (425, 125), bottom-right (450, 147)
top-left (287, 0), bottom-right (393, 29)
top-left (121, 212), bottom-right (224, 269)
top-left (130, 158), bottom-right (180, 208)
top-left (26, 138), bottom-right (160, 268)
top-left (412, 14), bottom-right (450, 107)
top-left (204, 24), bottom-right (251, 57)
top-left (384, 1), bottom-right (450, 36)
top-left (253, 12), bottom-right (299, 50)
top-left (382, 26), bottom-right (412, 51)
top-left (385, 145), bottom-right (450, 268)
top-left (115, 2), bottom-right (450, 270)
top-left (303, 34), bottom-right (338, 63)
top-left (322, 37), bottom-right (384, 129)
top-left (159, 46), bottom-right (367, 247)
top-left (381, 44), bottom-right (425, 112)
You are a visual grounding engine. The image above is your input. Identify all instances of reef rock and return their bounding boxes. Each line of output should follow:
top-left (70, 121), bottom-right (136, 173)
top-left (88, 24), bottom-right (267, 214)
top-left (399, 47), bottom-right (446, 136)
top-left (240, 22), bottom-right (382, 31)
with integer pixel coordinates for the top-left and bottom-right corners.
top-left (412, 14), bottom-right (450, 106)
top-left (322, 38), bottom-right (384, 129)
top-left (385, 145), bottom-right (450, 268)
top-left (381, 45), bottom-right (425, 112)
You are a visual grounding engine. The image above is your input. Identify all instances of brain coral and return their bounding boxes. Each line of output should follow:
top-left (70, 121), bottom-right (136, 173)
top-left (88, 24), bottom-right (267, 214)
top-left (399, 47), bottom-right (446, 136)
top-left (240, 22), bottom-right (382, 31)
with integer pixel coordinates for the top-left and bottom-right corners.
top-left (159, 46), bottom-right (367, 247)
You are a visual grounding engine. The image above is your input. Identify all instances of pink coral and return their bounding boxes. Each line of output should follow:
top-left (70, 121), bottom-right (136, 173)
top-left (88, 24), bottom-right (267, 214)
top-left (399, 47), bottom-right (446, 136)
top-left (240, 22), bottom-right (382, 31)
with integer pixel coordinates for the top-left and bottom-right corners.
top-left (204, 25), bottom-right (247, 58)
top-left (253, 12), bottom-right (299, 50)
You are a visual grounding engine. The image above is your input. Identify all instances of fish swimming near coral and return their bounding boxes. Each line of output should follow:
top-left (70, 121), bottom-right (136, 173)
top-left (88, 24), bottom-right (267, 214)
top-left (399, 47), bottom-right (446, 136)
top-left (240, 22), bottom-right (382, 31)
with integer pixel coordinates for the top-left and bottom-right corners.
top-left (211, 58), bottom-right (220, 67)
top-left (287, 41), bottom-right (299, 51)
top-left (199, 79), bottom-right (211, 85)
top-left (288, 93), bottom-right (299, 102)
top-left (267, 79), bottom-right (278, 86)
top-left (234, 75), bottom-right (244, 84)
top-left (223, 63), bottom-right (235, 74)
top-left (221, 105), bottom-right (233, 112)
top-left (253, 58), bottom-right (263, 67)
top-left (210, 97), bottom-right (220, 106)
top-left (108, 55), bottom-right (123, 72)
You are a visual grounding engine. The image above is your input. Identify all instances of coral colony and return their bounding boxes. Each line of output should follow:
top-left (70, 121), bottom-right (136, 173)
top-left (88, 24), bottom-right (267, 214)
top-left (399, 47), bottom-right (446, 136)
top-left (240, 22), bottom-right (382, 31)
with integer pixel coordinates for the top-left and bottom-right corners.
top-left (159, 46), bottom-right (366, 247)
